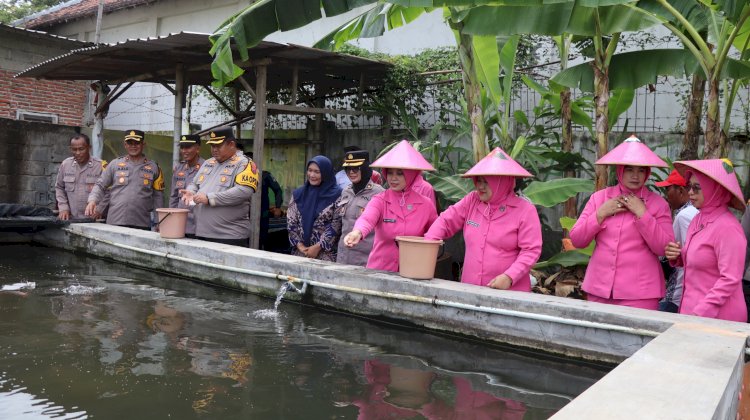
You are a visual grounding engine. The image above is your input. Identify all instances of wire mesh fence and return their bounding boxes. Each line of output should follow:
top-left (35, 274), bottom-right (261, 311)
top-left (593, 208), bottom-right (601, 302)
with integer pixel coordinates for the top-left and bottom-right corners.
top-left (102, 77), bottom-right (750, 135)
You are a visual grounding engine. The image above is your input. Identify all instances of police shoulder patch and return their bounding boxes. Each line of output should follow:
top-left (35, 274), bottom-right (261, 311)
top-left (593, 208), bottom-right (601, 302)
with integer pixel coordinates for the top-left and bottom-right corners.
top-left (235, 161), bottom-right (259, 191)
top-left (153, 168), bottom-right (165, 191)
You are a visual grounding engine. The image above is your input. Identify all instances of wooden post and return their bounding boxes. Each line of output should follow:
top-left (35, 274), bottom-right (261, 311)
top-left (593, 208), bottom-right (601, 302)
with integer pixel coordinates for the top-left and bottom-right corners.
top-left (234, 86), bottom-right (241, 141)
top-left (92, 82), bottom-right (106, 159)
top-left (249, 65), bottom-right (267, 250)
top-left (290, 63), bottom-right (298, 106)
top-left (172, 64), bottom-right (184, 168)
top-left (357, 73), bottom-right (365, 110)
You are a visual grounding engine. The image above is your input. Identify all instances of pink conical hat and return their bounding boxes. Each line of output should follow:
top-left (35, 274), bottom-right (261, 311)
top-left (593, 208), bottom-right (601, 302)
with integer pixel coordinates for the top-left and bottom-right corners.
top-left (371, 140), bottom-right (435, 171)
top-left (595, 135), bottom-right (668, 167)
top-left (462, 147), bottom-right (533, 178)
top-left (674, 159), bottom-right (745, 211)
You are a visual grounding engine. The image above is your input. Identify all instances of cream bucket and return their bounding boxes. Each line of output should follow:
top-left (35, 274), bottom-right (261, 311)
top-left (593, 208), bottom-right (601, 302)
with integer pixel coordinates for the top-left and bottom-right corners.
top-left (155, 208), bottom-right (189, 239)
top-left (395, 236), bottom-right (444, 280)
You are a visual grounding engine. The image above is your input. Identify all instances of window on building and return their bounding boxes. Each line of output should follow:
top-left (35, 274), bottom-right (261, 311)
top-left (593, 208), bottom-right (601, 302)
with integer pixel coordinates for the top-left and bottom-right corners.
top-left (16, 110), bottom-right (59, 124)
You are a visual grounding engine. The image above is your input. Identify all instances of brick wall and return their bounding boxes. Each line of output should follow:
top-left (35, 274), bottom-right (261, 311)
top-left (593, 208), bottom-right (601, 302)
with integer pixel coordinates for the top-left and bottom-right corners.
top-left (0, 69), bottom-right (87, 126)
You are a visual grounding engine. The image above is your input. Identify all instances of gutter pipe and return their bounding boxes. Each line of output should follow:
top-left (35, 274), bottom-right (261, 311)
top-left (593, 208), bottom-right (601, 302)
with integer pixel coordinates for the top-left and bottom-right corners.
top-left (74, 231), bottom-right (675, 343)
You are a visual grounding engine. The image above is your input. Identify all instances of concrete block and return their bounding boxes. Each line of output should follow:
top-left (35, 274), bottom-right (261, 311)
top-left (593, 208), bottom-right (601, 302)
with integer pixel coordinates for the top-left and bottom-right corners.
top-left (552, 324), bottom-right (746, 419)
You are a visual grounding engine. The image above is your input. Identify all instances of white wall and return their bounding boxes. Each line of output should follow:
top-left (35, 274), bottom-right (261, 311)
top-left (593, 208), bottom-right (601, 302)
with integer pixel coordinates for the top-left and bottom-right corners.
top-left (39, 0), bottom-right (454, 131)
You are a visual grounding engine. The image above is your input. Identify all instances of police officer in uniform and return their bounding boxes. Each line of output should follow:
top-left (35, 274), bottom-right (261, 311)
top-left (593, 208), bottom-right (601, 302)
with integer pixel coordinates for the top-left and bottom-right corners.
top-left (180, 127), bottom-right (258, 246)
top-left (85, 129), bottom-right (165, 230)
top-left (169, 134), bottom-right (204, 237)
top-left (56, 133), bottom-right (108, 220)
top-left (334, 150), bottom-right (385, 265)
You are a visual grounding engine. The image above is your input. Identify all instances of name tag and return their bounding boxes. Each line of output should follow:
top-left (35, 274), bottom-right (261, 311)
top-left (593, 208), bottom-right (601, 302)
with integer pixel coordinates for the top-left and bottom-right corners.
top-left (383, 218), bottom-right (396, 223)
top-left (467, 220), bottom-right (480, 228)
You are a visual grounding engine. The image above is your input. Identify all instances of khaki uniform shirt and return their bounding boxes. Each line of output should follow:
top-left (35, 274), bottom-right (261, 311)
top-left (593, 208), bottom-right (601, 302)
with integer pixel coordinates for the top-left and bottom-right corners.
top-left (89, 155), bottom-right (164, 228)
top-left (335, 180), bottom-right (385, 266)
top-left (170, 158), bottom-right (204, 235)
top-left (55, 157), bottom-right (107, 219)
top-left (188, 151), bottom-right (257, 240)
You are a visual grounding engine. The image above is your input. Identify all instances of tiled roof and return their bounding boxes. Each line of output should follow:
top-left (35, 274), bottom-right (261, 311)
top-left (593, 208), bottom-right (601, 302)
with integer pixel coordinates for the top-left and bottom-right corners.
top-left (19, 0), bottom-right (157, 29)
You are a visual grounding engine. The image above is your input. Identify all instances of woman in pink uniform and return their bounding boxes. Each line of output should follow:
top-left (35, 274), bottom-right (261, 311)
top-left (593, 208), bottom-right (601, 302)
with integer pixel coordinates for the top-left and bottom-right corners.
top-left (343, 140), bottom-right (438, 272)
top-left (665, 159), bottom-right (747, 322)
top-left (570, 136), bottom-right (674, 309)
top-left (424, 148), bottom-right (541, 291)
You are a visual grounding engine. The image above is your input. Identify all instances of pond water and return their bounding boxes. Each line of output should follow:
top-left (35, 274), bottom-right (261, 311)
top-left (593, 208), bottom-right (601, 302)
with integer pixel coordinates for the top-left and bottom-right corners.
top-left (0, 244), bottom-right (609, 419)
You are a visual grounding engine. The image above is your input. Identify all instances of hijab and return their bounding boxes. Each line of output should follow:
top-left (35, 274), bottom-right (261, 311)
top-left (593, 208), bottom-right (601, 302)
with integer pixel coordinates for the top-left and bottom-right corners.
top-left (381, 168), bottom-right (421, 216)
top-left (473, 175), bottom-right (515, 216)
top-left (352, 154), bottom-right (373, 195)
top-left (616, 165), bottom-right (651, 197)
top-left (684, 170), bottom-right (731, 247)
top-left (292, 156), bottom-right (342, 245)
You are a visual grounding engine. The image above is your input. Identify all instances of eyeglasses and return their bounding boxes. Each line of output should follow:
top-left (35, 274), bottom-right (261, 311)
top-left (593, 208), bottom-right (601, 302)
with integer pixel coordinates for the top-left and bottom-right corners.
top-left (345, 167), bottom-right (361, 173)
top-left (125, 140), bottom-right (141, 146)
top-left (687, 183), bottom-right (702, 192)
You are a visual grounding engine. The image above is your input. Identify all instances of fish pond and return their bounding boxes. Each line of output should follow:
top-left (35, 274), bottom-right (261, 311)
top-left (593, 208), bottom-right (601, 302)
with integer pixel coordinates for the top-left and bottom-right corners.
top-left (0, 244), bottom-right (609, 419)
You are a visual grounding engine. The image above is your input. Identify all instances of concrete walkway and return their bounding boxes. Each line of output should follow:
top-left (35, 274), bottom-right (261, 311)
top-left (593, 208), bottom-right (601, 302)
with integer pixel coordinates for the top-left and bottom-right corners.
top-left (33, 223), bottom-right (750, 419)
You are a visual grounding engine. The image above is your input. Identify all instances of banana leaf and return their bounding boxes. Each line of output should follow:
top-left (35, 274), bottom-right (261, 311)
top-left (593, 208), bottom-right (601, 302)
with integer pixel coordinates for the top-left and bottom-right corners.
top-left (426, 173), bottom-right (474, 205)
top-left (534, 250), bottom-right (590, 269)
top-left (522, 178), bottom-right (594, 207)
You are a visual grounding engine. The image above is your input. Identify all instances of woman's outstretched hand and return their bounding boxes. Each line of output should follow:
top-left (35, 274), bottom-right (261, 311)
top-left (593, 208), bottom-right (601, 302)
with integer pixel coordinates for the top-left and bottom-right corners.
top-left (343, 230), bottom-right (363, 248)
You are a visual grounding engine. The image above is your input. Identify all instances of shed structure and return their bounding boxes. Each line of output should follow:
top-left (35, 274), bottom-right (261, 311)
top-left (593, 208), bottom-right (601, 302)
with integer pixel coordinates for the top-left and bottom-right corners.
top-left (16, 31), bottom-right (391, 248)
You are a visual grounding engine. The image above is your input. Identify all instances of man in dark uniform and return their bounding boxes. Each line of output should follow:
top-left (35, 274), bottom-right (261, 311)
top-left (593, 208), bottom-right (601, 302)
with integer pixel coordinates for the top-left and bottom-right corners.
top-left (180, 127), bottom-right (258, 246)
top-left (56, 133), bottom-right (108, 220)
top-left (85, 130), bottom-right (165, 230)
top-left (243, 150), bottom-right (283, 250)
top-left (169, 134), bottom-right (204, 237)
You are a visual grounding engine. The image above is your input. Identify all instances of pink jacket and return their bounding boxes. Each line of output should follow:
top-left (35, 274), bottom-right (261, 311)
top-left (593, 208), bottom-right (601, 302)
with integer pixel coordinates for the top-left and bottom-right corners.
top-left (425, 191), bottom-right (541, 290)
top-left (570, 185), bottom-right (674, 300)
top-left (674, 171), bottom-right (747, 321)
top-left (411, 174), bottom-right (437, 207)
top-left (354, 189), bottom-right (438, 272)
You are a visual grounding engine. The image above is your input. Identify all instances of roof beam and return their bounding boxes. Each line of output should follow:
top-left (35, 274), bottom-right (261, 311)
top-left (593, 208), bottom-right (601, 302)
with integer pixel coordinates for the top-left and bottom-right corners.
top-left (94, 81), bottom-right (133, 115)
top-left (201, 85), bottom-right (239, 118)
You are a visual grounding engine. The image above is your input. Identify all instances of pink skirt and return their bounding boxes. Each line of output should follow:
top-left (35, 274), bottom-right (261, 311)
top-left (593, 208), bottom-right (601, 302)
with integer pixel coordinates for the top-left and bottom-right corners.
top-left (587, 294), bottom-right (659, 310)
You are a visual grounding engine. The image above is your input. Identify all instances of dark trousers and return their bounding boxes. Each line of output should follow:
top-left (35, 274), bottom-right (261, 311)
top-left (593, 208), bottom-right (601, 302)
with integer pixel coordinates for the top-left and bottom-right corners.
top-left (259, 215), bottom-right (270, 250)
top-left (195, 236), bottom-right (249, 247)
top-left (658, 300), bottom-right (678, 313)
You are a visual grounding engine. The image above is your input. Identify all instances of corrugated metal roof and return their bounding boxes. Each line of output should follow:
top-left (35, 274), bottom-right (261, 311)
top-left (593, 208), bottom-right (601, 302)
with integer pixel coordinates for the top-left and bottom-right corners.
top-left (15, 32), bottom-right (390, 92)
top-left (0, 22), bottom-right (92, 47)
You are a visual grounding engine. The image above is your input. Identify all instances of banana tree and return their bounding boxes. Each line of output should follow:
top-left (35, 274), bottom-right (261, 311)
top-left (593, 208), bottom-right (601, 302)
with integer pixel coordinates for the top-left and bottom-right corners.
top-left (636, 0), bottom-right (750, 158)
top-left (461, 1), bottom-right (661, 191)
top-left (557, 34), bottom-right (579, 220)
